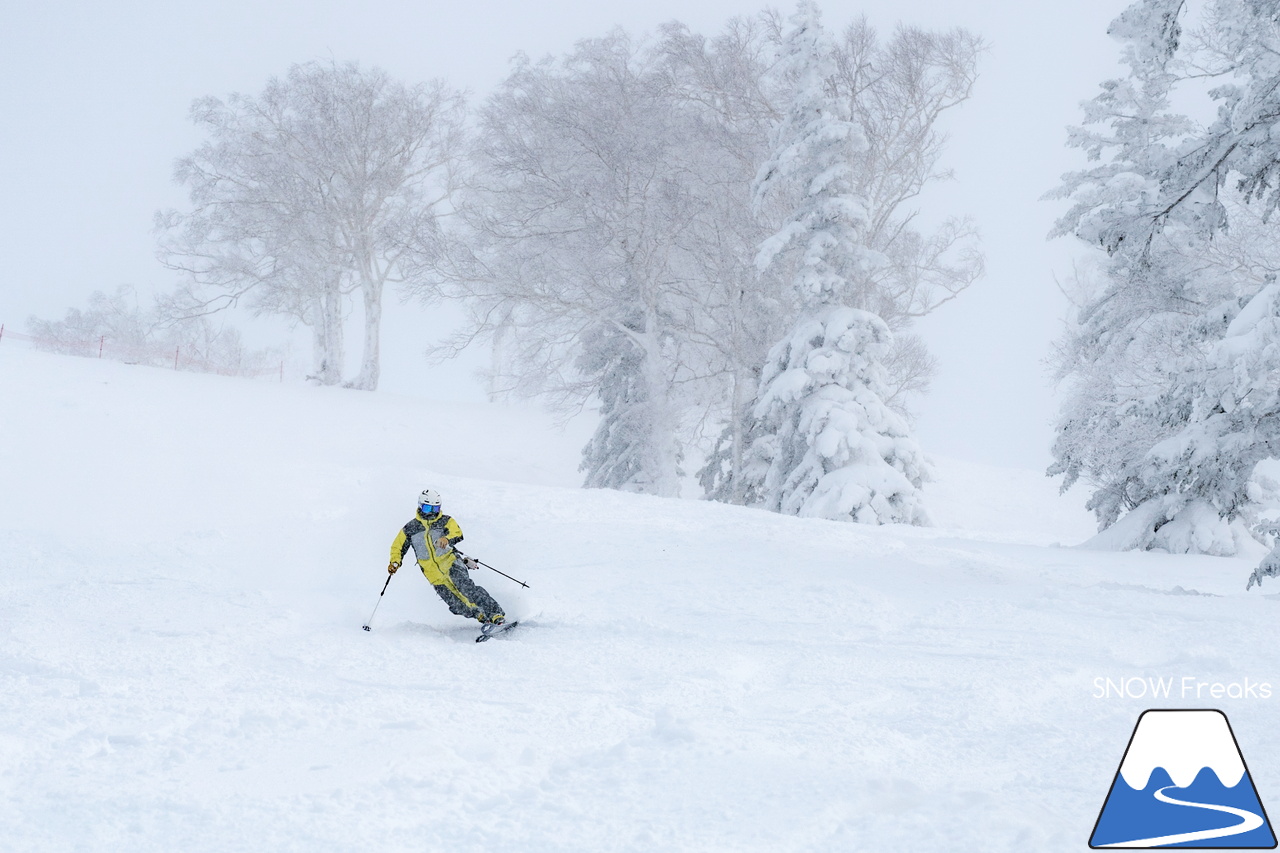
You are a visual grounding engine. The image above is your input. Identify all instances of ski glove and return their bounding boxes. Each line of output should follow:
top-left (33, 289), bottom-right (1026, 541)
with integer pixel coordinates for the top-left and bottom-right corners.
top-left (462, 557), bottom-right (479, 571)
top-left (435, 536), bottom-right (451, 552)
top-left (388, 561), bottom-right (400, 574)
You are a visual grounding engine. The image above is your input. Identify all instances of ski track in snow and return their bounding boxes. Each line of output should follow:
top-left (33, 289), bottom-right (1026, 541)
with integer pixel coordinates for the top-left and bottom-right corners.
top-left (2, 348), bottom-right (1278, 852)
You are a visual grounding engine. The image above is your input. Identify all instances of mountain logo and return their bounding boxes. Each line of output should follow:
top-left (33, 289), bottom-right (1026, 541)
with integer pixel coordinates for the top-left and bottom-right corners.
top-left (1090, 709), bottom-right (1276, 848)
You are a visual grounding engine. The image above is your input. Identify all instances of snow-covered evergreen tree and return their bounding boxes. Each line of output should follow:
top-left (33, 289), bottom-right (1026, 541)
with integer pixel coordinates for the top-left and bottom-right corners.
top-left (1164, 0), bottom-right (1280, 223)
top-left (695, 14), bottom-right (981, 504)
top-left (1047, 0), bottom-right (1191, 254)
top-left (1141, 282), bottom-right (1280, 554)
top-left (750, 2), bottom-right (878, 306)
top-left (576, 323), bottom-right (685, 492)
top-left (1050, 0), bottom-right (1280, 567)
top-left (1047, 250), bottom-right (1210, 533)
top-left (736, 1), bottom-right (930, 524)
top-left (1049, 0), bottom-right (1209, 536)
top-left (745, 307), bottom-right (929, 522)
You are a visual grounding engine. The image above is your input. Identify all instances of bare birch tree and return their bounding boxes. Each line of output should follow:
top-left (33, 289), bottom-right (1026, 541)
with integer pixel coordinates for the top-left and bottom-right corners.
top-left (157, 60), bottom-right (464, 388)
top-left (655, 17), bottom-right (794, 504)
top-left (439, 34), bottom-right (714, 495)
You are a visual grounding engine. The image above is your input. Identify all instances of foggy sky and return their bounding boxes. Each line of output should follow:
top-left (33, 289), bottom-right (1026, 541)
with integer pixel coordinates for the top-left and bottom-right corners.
top-left (0, 0), bottom-right (1128, 470)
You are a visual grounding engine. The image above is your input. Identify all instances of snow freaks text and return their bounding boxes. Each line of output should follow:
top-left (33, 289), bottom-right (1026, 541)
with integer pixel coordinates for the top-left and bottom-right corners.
top-left (1093, 677), bottom-right (1274, 701)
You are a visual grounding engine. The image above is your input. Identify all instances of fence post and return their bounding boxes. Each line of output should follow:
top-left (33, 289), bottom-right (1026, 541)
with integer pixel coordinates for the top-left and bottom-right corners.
top-left (0, 323), bottom-right (5, 344)
top-left (279, 360), bottom-right (284, 382)
top-left (98, 336), bottom-right (104, 358)
top-left (174, 346), bottom-right (180, 371)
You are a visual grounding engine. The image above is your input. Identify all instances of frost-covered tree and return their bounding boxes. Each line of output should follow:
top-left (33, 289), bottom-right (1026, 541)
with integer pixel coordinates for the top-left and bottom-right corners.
top-left (438, 10), bottom-right (978, 501)
top-left (838, 20), bottom-right (984, 338)
top-left (745, 308), bottom-right (930, 521)
top-left (1051, 0), bottom-right (1280, 562)
top-left (440, 34), bottom-right (695, 495)
top-left (1165, 0), bottom-right (1280, 226)
top-left (157, 60), bottom-right (463, 389)
top-left (652, 17), bottom-right (794, 503)
top-left (697, 14), bottom-right (982, 503)
top-left (1049, 0), bottom-right (1203, 533)
top-left (1144, 282), bottom-right (1280, 554)
top-left (27, 285), bottom-right (280, 376)
top-left (751, 3), bottom-right (879, 305)
top-left (576, 324), bottom-right (667, 490)
top-left (1048, 0), bottom-right (1191, 254)
top-left (1047, 253), bottom-right (1210, 533)
top-left (734, 1), bottom-right (930, 524)
top-left (29, 286), bottom-right (153, 358)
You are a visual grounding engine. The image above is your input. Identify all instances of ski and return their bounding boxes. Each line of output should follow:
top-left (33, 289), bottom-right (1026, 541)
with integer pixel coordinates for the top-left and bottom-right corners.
top-left (475, 621), bottom-right (519, 643)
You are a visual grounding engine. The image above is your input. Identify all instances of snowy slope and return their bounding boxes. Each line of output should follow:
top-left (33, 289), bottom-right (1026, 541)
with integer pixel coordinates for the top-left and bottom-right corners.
top-left (3, 347), bottom-right (1279, 852)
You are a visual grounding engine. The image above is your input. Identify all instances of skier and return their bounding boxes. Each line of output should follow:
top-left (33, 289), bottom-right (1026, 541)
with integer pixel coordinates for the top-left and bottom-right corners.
top-left (388, 488), bottom-right (506, 627)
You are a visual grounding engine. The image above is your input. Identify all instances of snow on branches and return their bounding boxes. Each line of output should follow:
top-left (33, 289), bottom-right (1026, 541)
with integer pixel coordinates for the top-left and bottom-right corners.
top-left (441, 6), bottom-right (977, 504)
top-left (158, 60), bottom-right (464, 390)
top-left (751, 1), bottom-right (879, 307)
top-left (735, 2), bottom-right (930, 524)
top-left (745, 307), bottom-right (929, 523)
top-left (1051, 0), bottom-right (1280, 574)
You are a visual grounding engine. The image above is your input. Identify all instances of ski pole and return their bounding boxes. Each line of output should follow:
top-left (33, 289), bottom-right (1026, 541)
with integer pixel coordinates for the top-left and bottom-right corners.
top-left (362, 572), bottom-right (394, 631)
top-left (455, 549), bottom-right (530, 588)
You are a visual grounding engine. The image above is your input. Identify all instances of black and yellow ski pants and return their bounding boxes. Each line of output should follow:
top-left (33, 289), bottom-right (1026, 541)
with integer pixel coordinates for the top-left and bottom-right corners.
top-left (428, 560), bottom-right (503, 622)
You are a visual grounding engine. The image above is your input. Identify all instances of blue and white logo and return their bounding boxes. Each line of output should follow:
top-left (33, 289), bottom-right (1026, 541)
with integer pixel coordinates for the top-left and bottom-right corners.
top-left (1090, 709), bottom-right (1276, 848)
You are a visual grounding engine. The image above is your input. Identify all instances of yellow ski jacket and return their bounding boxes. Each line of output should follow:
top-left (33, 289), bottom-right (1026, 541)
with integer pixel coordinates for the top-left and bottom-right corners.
top-left (391, 511), bottom-right (464, 585)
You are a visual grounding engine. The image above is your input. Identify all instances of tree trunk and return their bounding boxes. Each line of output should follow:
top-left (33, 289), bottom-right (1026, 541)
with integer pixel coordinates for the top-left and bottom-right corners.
top-left (638, 318), bottom-right (680, 499)
top-left (729, 367), bottom-right (747, 504)
top-left (352, 276), bottom-right (383, 391)
top-left (309, 274), bottom-right (345, 385)
top-left (487, 305), bottom-right (514, 401)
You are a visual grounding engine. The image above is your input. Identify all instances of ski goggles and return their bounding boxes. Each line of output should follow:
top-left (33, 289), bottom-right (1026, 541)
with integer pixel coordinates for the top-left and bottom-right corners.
top-left (420, 503), bottom-right (440, 515)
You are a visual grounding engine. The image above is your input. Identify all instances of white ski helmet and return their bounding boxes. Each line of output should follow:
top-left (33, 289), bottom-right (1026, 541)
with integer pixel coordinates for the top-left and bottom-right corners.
top-left (418, 488), bottom-right (442, 513)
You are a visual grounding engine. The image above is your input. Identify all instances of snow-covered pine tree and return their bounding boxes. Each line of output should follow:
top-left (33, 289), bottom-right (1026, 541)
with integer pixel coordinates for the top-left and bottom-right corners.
top-left (747, 307), bottom-right (929, 522)
top-left (1047, 0), bottom-right (1191, 255)
top-left (1051, 0), bottom-right (1280, 562)
top-left (577, 322), bottom-right (684, 492)
top-left (737, 0), bottom-right (929, 524)
top-left (1047, 0), bottom-right (1208, 537)
top-left (1138, 0), bottom-right (1280, 566)
top-left (1046, 248), bottom-right (1211, 534)
top-left (1142, 281), bottom-right (1280, 555)
top-left (694, 14), bottom-right (981, 506)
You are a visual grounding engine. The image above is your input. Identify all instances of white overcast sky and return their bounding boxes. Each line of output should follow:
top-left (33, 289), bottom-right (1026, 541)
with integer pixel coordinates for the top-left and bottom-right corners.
top-left (0, 0), bottom-right (1129, 470)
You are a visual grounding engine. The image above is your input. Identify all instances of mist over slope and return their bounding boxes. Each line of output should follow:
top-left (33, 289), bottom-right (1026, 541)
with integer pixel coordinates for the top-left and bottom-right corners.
top-left (2, 348), bottom-right (1276, 852)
